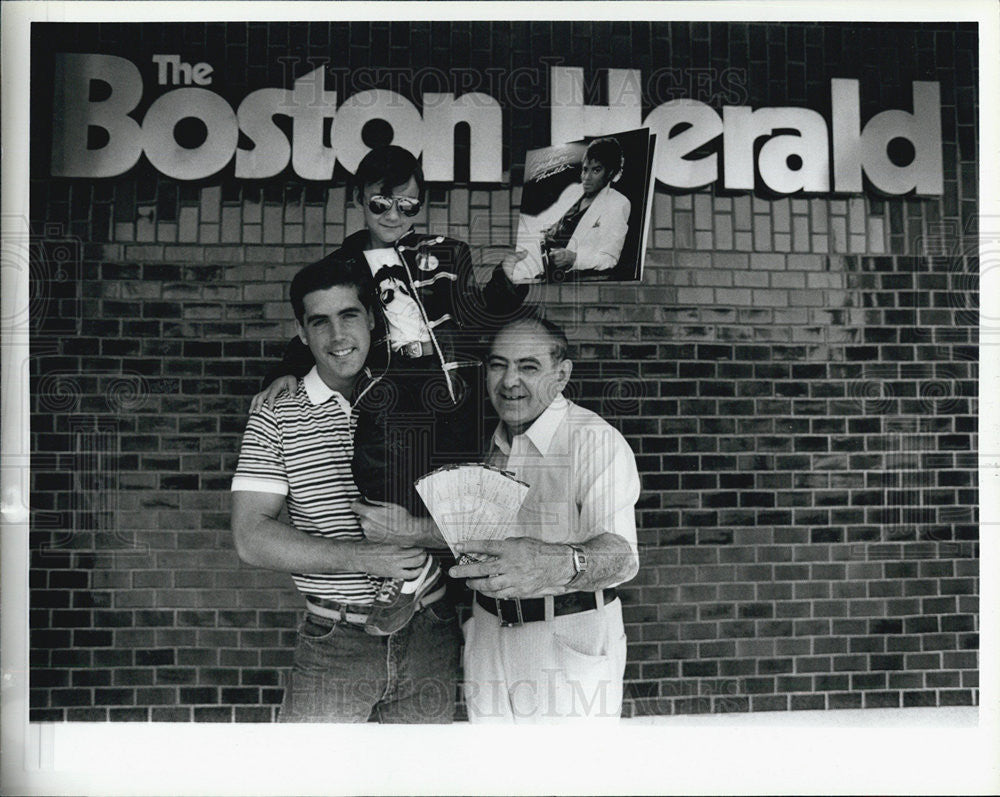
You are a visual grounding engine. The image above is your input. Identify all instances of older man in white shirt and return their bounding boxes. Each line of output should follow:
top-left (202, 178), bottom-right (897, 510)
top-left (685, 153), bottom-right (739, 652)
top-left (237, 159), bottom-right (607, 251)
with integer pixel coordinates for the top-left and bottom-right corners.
top-left (355, 316), bottom-right (641, 723)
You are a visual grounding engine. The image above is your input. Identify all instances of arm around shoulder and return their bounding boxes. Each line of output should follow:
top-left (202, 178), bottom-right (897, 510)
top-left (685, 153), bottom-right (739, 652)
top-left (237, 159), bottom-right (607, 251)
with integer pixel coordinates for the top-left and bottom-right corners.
top-left (262, 336), bottom-right (315, 389)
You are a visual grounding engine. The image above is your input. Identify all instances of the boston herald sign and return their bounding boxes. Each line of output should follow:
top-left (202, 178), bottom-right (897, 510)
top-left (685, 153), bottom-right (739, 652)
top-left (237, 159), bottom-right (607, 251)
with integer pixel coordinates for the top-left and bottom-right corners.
top-left (51, 54), bottom-right (944, 196)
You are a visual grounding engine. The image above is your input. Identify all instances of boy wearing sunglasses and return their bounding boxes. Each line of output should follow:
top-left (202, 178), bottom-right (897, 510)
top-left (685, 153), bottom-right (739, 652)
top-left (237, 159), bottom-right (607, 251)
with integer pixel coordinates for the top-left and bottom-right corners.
top-left (252, 145), bottom-right (529, 636)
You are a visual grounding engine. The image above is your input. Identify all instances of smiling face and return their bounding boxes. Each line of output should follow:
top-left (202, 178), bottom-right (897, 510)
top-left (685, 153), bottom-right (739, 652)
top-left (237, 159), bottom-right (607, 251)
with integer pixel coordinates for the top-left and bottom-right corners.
top-left (296, 285), bottom-right (374, 395)
top-left (580, 157), bottom-right (613, 198)
top-left (486, 323), bottom-right (573, 438)
top-left (358, 176), bottom-right (422, 249)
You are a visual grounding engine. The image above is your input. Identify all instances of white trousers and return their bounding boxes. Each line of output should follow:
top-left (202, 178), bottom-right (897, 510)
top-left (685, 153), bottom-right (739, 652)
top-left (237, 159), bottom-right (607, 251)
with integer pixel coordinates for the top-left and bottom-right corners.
top-left (462, 595), bottom-right (627, 723)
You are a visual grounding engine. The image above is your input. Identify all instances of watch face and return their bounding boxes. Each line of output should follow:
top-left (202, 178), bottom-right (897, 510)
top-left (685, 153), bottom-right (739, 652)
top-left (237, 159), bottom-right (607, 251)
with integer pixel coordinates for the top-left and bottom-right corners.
top-left (573, 547), bottom-right (588, 573)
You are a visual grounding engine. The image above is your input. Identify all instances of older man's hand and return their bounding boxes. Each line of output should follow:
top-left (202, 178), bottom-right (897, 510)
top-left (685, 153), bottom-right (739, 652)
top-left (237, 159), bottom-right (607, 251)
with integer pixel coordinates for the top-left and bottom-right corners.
top-left (449, 537), bottom-right (576, 599)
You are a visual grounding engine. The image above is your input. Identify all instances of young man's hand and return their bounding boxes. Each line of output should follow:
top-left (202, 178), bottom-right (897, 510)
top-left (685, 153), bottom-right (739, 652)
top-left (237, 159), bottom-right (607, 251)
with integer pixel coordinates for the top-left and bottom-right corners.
top-left (352, 499), bottom-right (443, 548)
top-left (350, 541), bottom-right (428, 580)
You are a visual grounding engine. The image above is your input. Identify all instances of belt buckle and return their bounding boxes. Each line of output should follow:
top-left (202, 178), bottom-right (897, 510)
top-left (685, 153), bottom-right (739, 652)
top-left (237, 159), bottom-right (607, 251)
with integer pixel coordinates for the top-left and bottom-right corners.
top-left (496, 597), bottom-right (524, 627)
top-left (400, 341), bottom-right (422, 358)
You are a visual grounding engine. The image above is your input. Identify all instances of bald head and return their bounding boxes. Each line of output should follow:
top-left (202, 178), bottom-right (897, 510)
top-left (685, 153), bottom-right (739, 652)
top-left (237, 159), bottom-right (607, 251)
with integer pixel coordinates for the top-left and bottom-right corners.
top-left (491, 317), bottom-right (569, 366)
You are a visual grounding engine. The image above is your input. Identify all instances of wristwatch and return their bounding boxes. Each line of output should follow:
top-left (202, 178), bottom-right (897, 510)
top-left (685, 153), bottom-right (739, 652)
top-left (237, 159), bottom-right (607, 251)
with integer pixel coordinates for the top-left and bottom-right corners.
top-left (566, 544), bottom-right (588, 587)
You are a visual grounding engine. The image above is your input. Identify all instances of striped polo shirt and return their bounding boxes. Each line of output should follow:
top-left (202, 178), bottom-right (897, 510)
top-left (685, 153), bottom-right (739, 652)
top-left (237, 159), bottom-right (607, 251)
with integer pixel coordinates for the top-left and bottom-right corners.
top-left (232, 367), bottom-right (378, 603)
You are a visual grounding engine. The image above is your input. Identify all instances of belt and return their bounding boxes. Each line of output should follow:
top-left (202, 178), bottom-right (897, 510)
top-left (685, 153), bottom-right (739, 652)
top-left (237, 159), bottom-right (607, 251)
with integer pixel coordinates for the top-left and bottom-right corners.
top-left (305, 583), bottom-right (446, 626)
top-left (475, 588), bottom-right (618, 627)
top-left (397, 340), bottom-right (435, 358)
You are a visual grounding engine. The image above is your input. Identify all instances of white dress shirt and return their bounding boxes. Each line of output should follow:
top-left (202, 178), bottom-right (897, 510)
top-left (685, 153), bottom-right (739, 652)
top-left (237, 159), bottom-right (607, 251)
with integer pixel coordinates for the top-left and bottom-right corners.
top-left (486, 394), bottom-right (640, 572)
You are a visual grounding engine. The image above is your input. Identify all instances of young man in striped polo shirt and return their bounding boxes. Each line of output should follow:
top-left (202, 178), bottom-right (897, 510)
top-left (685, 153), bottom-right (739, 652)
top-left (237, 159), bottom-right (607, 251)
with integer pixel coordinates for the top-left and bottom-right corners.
top-left (231, 255), bottom-right (461, 723)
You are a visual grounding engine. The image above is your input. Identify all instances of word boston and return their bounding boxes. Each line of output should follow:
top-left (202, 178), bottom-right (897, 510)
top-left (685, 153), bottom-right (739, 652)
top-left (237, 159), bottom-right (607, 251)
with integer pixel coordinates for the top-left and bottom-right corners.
top-left (51, 55), bottom-right (943, 196)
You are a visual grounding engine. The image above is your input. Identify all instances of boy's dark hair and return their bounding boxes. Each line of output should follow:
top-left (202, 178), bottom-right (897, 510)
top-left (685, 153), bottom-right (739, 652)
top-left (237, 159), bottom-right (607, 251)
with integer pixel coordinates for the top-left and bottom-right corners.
top-left (290, 253), bottom-right (375, 324)
top-left (584, 136), bottom-right (624, 178)
top-left (493, 308), bottom-right (570, 364)
top-left (352, 145), bottom-right (426, 202)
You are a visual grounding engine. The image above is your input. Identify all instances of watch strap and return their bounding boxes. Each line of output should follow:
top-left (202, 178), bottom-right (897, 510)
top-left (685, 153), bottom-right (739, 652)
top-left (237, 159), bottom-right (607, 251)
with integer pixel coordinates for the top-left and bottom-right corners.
top-left (566, 544), bottom-right (587, 587)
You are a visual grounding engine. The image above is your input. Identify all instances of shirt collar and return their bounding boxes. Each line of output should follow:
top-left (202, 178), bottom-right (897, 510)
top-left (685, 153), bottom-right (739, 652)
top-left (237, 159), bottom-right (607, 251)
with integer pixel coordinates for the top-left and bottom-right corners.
top-left (303, 366), bottom-right (351, 407)
top-left (492, 393), bottom-right (570, 456)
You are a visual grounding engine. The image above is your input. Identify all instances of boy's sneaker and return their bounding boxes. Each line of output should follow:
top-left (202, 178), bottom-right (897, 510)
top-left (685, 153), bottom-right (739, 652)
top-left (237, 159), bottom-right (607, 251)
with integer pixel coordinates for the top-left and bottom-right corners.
top-left (364, 555), bottom-right (441, 636)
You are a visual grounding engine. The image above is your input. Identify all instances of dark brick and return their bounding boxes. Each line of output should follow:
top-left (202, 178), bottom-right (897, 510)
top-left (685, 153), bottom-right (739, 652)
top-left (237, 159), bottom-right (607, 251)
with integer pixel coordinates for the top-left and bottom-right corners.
top-left (197, 668), bottom-right (241, 686)
top-left (939, 689), bottom-right (973, 706)
top-left (904, 616), bottom-right (939, 634)
top-left (814, 675), bottom-right (849, 691)
top-left (72, 669), bottom-right (111, 687)
top-left (180, 687), bottom-right (219, 704)
top-left (863, 691), bottom-right (900, 709)
top-left (776, 676), bottom-right (812, 692)
top-left (156, 668), bottom-right (198, 685)
top-left (720, 659), bottom-right (756, 677)
top-left (624, 681), bottom-right (659, 700)
top-left (926, 671), bottom-right (961, 688)
top-left (34, 642), bottom-right (74, 666)
top-left (741, 678), bottom-right (775, 694)
top-left (94, 688), bottom-right (135, 706)
top-left (828, 692), bottom-right (863, 710)
top-left (261, 688), bottom-right (285, 704)
top-left (220, 687), bottom-right (261, 704)
top-left (135, 649), bottom-right (175, 666)
top-left (869, 618), bottom-right (903, 635)
top-left (114, 668), bottom-right (154, 686)
top-left (72, 630), bottom-right (113, 647)
top-left (136, 687), bottom-right (179, 705)
top-left (235, 707), bottom-right (274, 722)
top-left (791, 694), bottom-right (826, 711)
top-left (66, 708), bottom-right (109, 721)
top-left (108, 708), bottom-right (149, 721)
top-left (888, 672), bottom-right (924, 690)
top-left (870, 654), bottom-right (905, 671)
top-left (673, 697), bottom-right (714, 715)
top-left (194, 707), bottom-right (233, 722)
top-left (152, 707), bottom-right (193, 721)
top-left (851, 673), bottom-right (886, 690)
top-left (50, 689), bottom-right (93, 707)
top-left (750, 695), bottom-right (788, 712)
top-left (681, 661), bottom-right (717, 678)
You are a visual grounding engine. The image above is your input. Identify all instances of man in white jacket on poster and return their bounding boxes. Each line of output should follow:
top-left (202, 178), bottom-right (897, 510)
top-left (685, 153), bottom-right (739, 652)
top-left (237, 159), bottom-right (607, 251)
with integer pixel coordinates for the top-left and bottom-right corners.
top-left (542, 136), bottom-right (632, 273)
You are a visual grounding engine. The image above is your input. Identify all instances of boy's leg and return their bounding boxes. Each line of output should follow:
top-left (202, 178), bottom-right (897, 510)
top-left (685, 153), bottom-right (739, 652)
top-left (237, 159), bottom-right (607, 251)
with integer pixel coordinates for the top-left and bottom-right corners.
top-left (353, 368), bottom-right (432, 516)
top-left (428, 360), bottom-right (485, 465)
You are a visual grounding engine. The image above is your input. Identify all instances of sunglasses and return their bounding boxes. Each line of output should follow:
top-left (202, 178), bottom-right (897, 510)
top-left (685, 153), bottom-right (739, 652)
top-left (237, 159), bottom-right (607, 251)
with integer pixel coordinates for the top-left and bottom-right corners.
top-left (367, 195), bottom-right (422, 217)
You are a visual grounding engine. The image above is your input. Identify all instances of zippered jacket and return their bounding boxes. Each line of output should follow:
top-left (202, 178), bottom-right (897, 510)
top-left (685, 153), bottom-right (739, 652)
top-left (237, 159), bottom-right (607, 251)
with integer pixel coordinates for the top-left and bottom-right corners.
top-left (262, 228), bottom-right (529, 397)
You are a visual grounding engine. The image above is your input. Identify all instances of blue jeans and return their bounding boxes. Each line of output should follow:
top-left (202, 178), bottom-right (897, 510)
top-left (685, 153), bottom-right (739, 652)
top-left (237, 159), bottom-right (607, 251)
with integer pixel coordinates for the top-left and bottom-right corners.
top-left (278, 600), bottom-right (462, 723)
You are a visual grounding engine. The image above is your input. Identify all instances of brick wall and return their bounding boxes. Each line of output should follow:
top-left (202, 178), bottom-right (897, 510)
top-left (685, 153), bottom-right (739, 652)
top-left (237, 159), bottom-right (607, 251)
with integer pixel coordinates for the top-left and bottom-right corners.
top-left (28, 21), bottom-right (978, 721)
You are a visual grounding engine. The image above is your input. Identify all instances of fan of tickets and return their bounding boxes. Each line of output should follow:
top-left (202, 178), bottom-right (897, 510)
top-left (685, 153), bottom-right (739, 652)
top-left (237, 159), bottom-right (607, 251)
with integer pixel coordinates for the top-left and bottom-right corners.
top-left (415, 463), bottom-right (529, 563)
